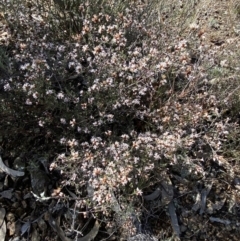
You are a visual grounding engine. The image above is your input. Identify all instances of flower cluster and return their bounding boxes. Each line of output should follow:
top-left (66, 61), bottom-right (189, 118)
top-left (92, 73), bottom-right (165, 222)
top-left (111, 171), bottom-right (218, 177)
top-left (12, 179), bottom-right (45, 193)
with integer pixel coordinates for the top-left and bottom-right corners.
top-left (1, 0), bottom-right (239, 239)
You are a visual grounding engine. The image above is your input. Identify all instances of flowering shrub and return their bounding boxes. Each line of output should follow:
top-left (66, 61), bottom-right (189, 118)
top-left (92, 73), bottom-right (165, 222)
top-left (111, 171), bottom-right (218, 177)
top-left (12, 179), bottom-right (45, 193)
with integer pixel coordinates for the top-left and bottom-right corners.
top-left (1, 0), bottom-right (240, 240)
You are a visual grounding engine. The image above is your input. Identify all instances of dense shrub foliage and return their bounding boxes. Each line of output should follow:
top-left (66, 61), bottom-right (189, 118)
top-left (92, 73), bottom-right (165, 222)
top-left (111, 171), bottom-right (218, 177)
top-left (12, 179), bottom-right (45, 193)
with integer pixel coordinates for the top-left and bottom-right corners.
top-left (0, 0), bottom-right (240, 240)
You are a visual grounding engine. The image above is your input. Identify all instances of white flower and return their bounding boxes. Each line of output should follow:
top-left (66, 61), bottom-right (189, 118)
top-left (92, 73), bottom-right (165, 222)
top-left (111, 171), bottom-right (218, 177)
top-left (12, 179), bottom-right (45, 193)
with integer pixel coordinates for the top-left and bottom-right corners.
top-left (46, 90), bottom-right (53, 95)
top-left (22, 83), bottom-right (30, 91)
top-left (20, 63), bottom-right (30, 70)
top-left (60, 138), bottom-right (66, 144)
top-left (58, 45), bottom-right (66, 52)
top-left (156, 62), bottom-right (167, 71)
top-left (70, 118), bottom-right (76, 127)
top-left (153, 153), bottom-right (161, 160)
top-left (139, 87), bottom-right (147, 95)
top-left (189, 22), bottom-right (199, 30)
top-left (88, 97), bottom-right (94, 104)
top-left (57, 92), bottom-right (64, 99)
top-left (121, 134), bottom-right (129, 140)
top-left (63, 97), bottom-right (70, 103)
top-left (132, 99), bottom-right (140, 105)
top-left (32, 92), bottom-right (38, 99)
top-left (68, 61), bottom-right (75, 69)
top-left (25, 99), bottom-right (32, 105)
top-left (4, 83), bottom-right (11, 91)
top-left (38, 120), bottom-right (45, 127)
top-left (106, 114), bottom-right (114, 122)
top-left (60, 118), bottom-right (66, 124)
top-left (82, 45), bottom-right (89, 52)
top-left (135, 188), bottom-right (143, 196)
